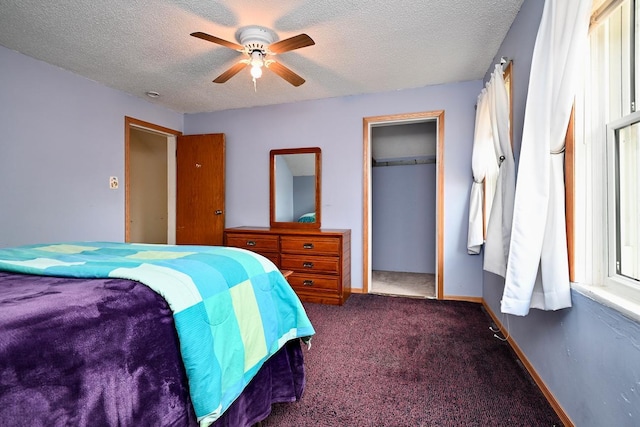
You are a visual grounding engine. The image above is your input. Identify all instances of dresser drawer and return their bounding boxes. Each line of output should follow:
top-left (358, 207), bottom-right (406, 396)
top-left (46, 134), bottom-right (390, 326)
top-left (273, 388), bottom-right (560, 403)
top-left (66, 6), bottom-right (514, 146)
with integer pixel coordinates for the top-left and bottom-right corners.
top-left (225, 234), bottom-right (280, 252)
top-left (280, 254), bottom-right (340, 274)
top-left (280, 236), bottom-right (341, 255)
top-left (224, 226), bottom-right (350, 306)
top-left (287, 273), bottom-right (339, 292)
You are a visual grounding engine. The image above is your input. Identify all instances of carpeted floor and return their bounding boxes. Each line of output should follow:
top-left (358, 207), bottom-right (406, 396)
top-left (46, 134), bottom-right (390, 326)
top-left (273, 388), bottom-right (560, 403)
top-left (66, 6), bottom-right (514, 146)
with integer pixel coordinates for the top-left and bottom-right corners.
top-left (262, 294), bottom-right (561, 426)
top-left (371, 270), bottom-right (436, 298)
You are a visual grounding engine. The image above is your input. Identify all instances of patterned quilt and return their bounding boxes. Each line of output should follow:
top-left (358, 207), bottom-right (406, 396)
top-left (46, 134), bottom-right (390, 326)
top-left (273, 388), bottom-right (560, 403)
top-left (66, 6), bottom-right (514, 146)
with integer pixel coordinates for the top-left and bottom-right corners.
top-left (0, 242), bottom-right (315, 426)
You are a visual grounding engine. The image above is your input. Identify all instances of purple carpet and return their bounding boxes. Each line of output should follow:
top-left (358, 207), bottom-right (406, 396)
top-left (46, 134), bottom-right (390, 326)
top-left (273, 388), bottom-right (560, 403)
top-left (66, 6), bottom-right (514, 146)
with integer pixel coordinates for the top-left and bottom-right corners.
top-left (262, 294), bottom-right (561, 426)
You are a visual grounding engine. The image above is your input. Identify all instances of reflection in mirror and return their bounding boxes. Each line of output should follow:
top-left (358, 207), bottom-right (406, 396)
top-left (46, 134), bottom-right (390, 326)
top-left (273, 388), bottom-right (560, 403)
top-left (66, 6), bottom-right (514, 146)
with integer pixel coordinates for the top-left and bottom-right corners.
top-left (270, 147), bottom-right (321, 228)
top-left (274, 153), bottom-right (315, 221)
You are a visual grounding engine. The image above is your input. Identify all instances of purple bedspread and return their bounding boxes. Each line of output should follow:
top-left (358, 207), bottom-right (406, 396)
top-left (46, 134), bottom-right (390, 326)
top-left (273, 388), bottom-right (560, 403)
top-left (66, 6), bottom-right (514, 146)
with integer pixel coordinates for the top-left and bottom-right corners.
top-left (0, 272), bottom-right (305, 427)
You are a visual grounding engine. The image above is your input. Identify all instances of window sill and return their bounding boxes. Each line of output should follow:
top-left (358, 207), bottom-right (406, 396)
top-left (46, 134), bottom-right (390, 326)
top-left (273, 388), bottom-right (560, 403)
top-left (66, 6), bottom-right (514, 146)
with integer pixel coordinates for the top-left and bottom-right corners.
top-left (572, 280), bottom-right (640, 323)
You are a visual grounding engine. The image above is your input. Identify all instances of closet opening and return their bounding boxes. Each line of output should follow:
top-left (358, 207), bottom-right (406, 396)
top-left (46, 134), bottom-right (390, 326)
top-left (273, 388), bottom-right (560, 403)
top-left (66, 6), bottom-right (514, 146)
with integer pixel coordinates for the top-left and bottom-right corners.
top-left (124, 117), bottom-right (181, 244)
top-left (363, 111), bottom-right (444, 299)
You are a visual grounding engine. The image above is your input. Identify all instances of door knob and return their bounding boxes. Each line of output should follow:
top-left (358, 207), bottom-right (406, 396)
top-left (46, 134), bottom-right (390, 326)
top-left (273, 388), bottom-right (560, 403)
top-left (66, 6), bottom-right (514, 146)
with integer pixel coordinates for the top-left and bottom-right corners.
top-left (215, 210), bottom-right (223, 215)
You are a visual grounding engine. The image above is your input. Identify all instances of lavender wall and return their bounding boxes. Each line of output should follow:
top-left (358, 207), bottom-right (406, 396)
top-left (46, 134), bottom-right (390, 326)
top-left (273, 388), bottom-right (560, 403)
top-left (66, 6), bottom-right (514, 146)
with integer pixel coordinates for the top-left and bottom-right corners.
top-left (185, 80), bottom-right (483, 296)
top-left (483, 1), bottom-right (640, 425)
top-left (372, 164), bottom-right (436, 274)
top-left (0, 46), bottom-right (183, 247)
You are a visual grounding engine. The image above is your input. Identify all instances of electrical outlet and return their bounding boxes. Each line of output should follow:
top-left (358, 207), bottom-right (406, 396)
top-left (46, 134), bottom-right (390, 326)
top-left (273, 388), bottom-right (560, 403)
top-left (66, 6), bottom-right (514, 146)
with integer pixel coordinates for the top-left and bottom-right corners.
top-left (109, 176), bottom-right (119, 189)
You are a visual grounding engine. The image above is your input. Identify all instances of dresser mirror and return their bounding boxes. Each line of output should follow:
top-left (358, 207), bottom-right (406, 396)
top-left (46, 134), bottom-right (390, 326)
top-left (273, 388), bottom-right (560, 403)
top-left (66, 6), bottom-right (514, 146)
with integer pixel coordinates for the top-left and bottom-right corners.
top-left (270, 147), bottom-right (321, 229)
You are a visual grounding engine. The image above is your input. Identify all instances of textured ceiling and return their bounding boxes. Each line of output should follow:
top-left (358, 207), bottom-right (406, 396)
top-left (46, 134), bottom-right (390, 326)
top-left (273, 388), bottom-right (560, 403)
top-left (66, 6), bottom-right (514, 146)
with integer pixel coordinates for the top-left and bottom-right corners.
top-left (0, 0), bottom-right (524, 114)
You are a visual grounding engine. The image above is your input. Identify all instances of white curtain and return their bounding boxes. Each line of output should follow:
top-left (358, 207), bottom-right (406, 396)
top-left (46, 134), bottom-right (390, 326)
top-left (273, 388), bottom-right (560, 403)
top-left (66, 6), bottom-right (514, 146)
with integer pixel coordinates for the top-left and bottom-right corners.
top-left (467, 84), bottom-right (499, 254)
top-left (484, 64), bottom-right (515, 277)
top-left (467, 65), bottom-right (510, 256)
top-left (501, 0), bottom-right (592, 316)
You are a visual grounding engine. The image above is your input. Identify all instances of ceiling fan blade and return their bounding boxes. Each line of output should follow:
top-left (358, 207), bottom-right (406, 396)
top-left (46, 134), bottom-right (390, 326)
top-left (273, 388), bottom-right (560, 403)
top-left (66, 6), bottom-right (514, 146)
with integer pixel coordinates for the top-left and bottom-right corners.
top-left (267, 61), bottom-right (306, 87)
top-left (268, 34), bottom-right (315, 54)
top-left (213, 61), bottom-right (248, 83)
top-left (191, 32), bottom-right (244, 51)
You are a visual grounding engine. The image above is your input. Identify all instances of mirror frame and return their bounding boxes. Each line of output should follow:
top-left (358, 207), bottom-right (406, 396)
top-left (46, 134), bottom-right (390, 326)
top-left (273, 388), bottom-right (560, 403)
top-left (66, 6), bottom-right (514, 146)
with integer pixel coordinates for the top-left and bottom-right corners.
top-left (270, 147), bottom-right (321, 229)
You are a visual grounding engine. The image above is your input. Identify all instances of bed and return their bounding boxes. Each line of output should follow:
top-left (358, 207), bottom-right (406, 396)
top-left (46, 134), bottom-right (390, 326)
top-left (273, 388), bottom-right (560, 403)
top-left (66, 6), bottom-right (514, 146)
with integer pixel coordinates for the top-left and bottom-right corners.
top-left (0, 242), bottom-right (314, 427)
top-left (296, 212), bottom-right (316, 223)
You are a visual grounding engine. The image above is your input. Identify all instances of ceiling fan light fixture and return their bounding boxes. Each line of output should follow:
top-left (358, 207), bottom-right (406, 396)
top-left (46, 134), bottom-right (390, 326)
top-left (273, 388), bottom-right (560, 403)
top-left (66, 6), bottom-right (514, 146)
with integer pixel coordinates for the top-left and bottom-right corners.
top-left (250, 64), bottom-right (263, 79)
top-left (191, 26), bottom-right (313, 87)
top-left (250, 51), bottom-right (264, 79)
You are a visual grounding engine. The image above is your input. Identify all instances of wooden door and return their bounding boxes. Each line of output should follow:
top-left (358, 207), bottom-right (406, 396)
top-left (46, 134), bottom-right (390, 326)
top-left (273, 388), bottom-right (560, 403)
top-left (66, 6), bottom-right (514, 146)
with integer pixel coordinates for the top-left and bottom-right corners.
top-left (176, 133), bottom-right (225, 245)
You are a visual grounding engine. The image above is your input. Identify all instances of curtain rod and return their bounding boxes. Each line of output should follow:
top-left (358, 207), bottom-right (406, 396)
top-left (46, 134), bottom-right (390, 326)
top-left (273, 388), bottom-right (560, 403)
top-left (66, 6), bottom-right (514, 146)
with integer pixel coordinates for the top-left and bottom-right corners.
top-left (500, 56), bottom-right (511, 71)
top-left (591, 0), bottom-right (625, 27)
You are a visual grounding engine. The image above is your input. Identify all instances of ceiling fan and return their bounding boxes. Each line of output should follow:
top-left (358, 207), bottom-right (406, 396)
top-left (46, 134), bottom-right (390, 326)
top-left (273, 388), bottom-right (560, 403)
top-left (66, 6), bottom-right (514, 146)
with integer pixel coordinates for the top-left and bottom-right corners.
top-left (191, 26), bottom-right (315, 87)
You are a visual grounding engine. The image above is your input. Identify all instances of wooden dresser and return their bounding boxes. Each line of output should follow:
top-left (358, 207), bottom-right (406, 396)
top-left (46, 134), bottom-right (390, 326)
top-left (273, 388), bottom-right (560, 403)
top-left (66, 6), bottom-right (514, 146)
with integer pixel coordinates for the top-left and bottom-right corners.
top-left (224, 226), bottom-right (351, 305)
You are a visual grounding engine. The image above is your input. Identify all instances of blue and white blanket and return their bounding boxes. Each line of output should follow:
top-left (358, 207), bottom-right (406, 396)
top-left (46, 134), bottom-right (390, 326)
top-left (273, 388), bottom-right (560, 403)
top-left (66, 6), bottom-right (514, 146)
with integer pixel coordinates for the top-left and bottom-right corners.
top-left (0, 242), bottom-right (315, 426)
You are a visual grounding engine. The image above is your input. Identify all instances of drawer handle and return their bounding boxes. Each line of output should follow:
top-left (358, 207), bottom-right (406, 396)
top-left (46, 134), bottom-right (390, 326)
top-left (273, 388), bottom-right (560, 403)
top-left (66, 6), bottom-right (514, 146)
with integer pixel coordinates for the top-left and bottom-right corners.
top-left (303, 280), bottom-right (314, 286)
top-left (303, 262), bottom-right (314, 268)
top-left (246, 240), bottom-right (256, 247)
top-left (303, 243), bottom-right (314, 249)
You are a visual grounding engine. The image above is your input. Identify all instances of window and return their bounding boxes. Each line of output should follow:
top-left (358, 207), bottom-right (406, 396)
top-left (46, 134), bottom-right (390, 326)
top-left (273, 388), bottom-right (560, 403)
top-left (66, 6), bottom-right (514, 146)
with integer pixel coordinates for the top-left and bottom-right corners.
top-left (608, 113), bottom-right (640, 282)
top-left (574, 0), bottom-right (640, 319)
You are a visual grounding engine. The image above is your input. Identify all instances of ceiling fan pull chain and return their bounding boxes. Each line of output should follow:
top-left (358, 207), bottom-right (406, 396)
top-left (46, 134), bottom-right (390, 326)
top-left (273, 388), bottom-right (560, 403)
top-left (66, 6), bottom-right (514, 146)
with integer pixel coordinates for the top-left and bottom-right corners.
top-left (253, 77), bottom-right (258, 92)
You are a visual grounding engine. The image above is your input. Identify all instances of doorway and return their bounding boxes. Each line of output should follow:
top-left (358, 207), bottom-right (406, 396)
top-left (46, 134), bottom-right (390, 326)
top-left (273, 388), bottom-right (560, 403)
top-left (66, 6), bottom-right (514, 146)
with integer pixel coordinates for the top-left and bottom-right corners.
top-left (363, 111), bottom-right (445, 299)
top-left (125, 117), bottom-right (181, 243)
